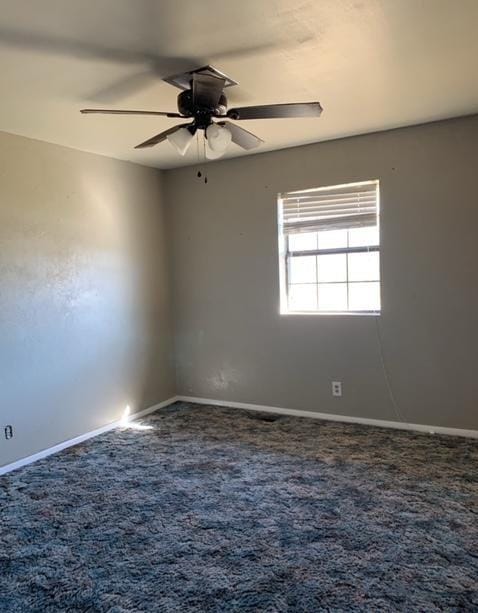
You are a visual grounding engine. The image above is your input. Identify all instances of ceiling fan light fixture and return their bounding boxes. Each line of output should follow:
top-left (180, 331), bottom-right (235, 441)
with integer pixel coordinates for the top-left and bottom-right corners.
top-left (206, 123), bottom-right (232, 153)
top-left (205, 144), bottom-right (225, 160)
top-left (81, 66), bottom-right (323, 157)
top-left (167, 126), bottom-right (195, 156)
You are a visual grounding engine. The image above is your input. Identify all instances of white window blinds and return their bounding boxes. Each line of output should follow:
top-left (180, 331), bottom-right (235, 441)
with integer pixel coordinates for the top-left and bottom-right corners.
top-left (279, 180), bottom-right (379, 234)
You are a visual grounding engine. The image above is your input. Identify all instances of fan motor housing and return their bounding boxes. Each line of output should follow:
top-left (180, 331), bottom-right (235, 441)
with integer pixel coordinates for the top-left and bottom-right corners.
top-left (177, 90), bottom-right (227, 120)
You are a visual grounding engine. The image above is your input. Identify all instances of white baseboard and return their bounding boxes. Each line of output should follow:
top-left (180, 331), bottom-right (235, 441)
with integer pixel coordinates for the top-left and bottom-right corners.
top-left (0, 395), bottom-right (179, 477)
top-left (2, 393), bottom-right (476, 477)
top-left (176, 395), bottom-right (478, 440)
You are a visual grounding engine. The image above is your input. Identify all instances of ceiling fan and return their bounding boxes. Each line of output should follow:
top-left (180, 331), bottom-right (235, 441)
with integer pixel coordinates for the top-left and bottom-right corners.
top-left (81, 65), bottom-right (323, 159)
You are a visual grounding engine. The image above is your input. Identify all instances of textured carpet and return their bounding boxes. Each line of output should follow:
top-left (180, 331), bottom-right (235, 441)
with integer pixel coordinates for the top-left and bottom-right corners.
top-left (1, 402), bottom-right (477, 612)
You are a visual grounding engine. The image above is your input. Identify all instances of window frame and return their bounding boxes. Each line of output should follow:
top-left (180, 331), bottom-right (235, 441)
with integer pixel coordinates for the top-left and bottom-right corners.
top-left (278, 181), bottom-right (381, 316)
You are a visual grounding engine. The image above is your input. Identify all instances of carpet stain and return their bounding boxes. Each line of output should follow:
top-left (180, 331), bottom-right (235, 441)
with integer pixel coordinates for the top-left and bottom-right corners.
top-left (1, 402), bottom-right (477, 612)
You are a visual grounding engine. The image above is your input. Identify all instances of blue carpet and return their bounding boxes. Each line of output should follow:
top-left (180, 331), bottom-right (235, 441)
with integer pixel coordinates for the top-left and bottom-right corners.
top-left (1, 402), bottom-right (477, 612)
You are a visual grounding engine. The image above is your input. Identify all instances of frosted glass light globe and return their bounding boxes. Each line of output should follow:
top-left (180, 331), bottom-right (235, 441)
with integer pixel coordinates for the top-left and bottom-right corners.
top-left (206, 124), bottom-right (232, 152)
top-left (166, 127), bottom-right (194, 156)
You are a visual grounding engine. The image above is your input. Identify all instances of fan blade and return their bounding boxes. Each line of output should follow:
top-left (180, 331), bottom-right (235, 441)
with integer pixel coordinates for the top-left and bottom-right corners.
top-left (81, 109), bottom-right (183, 117)
top-left (227, 102), bottom-right (323, 120)
top-left (220, 121), bottom-right (264, 150)
top-left (192, 73), bottom-right (225, 109)
top-left (135, 124), bottom-right (193, 149)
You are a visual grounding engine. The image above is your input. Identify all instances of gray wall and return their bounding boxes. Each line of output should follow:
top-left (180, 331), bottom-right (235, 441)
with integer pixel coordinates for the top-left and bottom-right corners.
top-left (2, 115), bottom-right (477, 470)
top-left (0, 132), bottom-right (175, 467)
top-left (165, 115), bottom-right (478, 430)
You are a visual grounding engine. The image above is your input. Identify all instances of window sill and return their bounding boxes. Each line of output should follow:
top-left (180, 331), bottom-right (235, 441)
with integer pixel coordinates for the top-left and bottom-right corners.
top-left (280, 310), bottom-right (381, 317)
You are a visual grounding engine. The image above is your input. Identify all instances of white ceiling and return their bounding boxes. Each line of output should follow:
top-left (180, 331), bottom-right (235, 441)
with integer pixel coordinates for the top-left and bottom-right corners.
top-left (0, 0), bottom-right (477, 169)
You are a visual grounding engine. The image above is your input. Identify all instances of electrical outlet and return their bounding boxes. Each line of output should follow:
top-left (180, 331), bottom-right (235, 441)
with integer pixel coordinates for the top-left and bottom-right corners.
top-left (332, 381), bottom-right (342, 397)
top-left (4, 425), bottom-right (14, 440)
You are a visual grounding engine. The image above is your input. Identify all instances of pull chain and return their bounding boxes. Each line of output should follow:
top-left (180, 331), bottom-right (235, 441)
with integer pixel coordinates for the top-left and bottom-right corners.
top-left (196, 132), bottom-right (208, 183)
top-left (196, 133), bottom-right (201, 178)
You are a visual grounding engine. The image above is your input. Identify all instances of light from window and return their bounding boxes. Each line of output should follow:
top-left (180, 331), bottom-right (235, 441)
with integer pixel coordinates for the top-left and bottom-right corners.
top-left (278, 180), bottom-right (380, 314)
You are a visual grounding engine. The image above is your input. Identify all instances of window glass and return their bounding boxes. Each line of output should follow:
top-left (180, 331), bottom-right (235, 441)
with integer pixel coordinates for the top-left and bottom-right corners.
top-left (317, 254), bottom-right (347, 282)
top-left (318, 229), bottom-right (348, 249)
top-left (288, 232), bottom-right (317, 251)
top-left (348, 226), bottom-right (379, 247)
top-left (348, 251), bottom-right (380, 282)
top-left (288, 284), bottom-right (318, 311)
top-left (348, 282), bottom-right (381, 311)
top-left (318, 283), bottom-right (348, 311)
top-left (289, 255), bottom-right (316, 284)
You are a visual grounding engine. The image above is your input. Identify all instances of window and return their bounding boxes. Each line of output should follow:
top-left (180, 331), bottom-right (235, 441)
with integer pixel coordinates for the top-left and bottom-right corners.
top-left (278, 180), bottom-right (380, 314)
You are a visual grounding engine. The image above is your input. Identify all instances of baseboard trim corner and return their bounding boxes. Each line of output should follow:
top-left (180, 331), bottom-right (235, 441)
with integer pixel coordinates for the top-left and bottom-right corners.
top-left (3, 393), bottom-right (475, 477)
top-left (0, 395), bottom-right (179, 477)
top-left (176, 395), bottom-right (478, 439)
